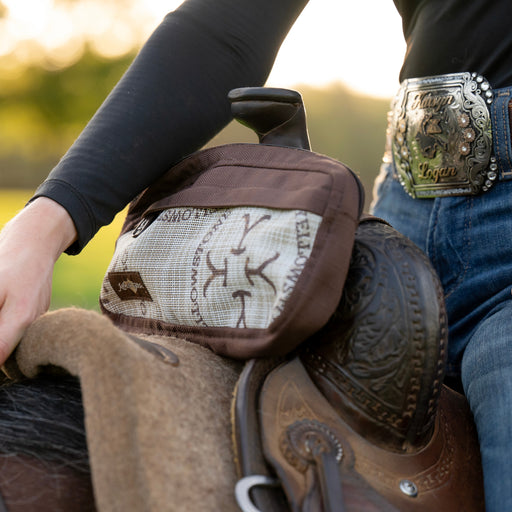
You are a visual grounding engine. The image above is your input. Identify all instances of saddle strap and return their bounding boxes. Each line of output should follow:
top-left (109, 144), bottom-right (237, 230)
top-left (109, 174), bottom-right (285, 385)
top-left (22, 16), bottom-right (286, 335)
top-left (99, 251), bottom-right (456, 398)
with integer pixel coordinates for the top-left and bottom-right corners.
top-left (232, 358), bottom-right (290, 512)
top-left (310, 446), bottom-right (345, 512)
top-left (233, 358), bottom-right (351, 512)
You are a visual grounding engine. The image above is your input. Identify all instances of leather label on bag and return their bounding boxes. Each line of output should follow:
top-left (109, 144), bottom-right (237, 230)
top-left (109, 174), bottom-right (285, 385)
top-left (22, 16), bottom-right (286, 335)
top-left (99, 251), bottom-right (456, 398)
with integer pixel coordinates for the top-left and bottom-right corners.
top-left (108, 271), bottom-right (153, 301)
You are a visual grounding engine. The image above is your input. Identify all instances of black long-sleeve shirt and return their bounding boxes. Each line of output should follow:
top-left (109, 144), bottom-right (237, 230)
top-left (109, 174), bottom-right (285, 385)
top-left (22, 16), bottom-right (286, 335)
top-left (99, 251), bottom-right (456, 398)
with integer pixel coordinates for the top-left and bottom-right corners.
top-left (32, 0), bottom-right (512, 253)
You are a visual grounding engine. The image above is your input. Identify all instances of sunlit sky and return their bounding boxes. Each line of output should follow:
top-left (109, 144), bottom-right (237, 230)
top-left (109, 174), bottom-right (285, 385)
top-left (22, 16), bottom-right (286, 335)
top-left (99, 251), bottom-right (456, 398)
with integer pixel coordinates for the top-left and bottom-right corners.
top-left (0, 0), bottom-right (406, 99)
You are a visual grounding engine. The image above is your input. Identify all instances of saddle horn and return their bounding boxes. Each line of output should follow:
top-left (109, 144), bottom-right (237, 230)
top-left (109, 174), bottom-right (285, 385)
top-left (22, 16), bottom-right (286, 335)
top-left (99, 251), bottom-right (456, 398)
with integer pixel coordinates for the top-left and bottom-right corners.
top-left (229, 87), bottom-right (311, 150)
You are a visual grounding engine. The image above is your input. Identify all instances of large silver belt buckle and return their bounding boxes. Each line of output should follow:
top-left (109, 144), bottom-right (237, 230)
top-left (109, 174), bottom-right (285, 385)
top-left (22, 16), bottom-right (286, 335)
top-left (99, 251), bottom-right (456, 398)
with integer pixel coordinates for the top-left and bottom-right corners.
top-left (391, 72), bottom-right (497, 198)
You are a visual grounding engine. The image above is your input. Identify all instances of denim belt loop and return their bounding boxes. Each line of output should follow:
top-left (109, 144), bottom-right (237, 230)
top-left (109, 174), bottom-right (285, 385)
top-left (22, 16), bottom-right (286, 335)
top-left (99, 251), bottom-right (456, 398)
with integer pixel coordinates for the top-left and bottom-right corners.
top-left (490, 87), bottom-right (512, 180)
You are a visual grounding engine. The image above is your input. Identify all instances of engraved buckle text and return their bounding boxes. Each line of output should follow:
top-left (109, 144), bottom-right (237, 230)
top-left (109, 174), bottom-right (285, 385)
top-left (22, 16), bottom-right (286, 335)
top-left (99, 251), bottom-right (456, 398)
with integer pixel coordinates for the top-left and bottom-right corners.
top-left (391, 72), bottom-right (498, 198)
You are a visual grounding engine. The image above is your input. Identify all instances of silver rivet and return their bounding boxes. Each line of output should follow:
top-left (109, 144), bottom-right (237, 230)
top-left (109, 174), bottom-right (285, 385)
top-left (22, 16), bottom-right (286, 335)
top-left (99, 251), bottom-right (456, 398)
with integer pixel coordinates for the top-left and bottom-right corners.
top-left (399, 479), bottom-right (418, 497)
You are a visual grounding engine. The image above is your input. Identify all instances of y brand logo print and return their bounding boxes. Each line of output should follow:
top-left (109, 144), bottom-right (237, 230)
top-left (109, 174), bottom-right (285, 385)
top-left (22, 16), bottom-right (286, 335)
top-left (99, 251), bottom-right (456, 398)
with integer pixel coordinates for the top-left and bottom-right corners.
top-left (231, 214), bottom-right (271, 255)
top-left (192, 212), bottom-right (280, 329)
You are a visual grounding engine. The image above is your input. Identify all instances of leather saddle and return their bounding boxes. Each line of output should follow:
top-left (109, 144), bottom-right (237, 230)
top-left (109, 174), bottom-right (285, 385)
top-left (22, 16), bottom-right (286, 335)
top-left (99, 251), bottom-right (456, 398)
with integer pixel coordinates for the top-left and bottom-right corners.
top-left (229, 88), bottom-right (485, 511)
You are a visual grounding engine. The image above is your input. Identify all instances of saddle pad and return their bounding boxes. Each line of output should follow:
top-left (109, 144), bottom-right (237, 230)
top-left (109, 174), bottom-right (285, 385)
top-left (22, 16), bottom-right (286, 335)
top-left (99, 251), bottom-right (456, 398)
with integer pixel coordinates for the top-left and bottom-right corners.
top-left (9, 308), bottom-right (243, 512)
top-left (100, 143), bottom-right (363, 359)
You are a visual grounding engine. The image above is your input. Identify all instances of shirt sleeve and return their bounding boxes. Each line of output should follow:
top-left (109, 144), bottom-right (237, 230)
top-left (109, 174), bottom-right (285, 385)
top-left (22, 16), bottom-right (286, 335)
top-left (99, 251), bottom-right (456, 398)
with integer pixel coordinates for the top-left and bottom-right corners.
top-left (31, 0), bottom-right (309, 254)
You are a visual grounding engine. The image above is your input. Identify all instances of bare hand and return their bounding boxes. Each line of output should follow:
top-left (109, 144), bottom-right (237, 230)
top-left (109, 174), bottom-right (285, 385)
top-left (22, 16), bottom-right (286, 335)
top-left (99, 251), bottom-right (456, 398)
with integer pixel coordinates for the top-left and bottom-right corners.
top-left (0, 197), bottom-right (77, 364)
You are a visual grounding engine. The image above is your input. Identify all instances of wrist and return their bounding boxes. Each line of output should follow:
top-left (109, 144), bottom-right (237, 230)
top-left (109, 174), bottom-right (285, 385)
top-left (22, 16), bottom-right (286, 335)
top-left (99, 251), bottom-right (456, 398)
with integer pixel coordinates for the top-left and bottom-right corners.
top-left (2, 197), bottom-right (77, 260)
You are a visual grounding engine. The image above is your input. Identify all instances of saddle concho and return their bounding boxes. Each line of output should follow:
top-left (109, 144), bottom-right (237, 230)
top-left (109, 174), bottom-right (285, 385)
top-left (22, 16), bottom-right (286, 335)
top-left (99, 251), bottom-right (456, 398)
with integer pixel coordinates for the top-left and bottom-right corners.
top-left (391, 72), bottom-right (498, 198)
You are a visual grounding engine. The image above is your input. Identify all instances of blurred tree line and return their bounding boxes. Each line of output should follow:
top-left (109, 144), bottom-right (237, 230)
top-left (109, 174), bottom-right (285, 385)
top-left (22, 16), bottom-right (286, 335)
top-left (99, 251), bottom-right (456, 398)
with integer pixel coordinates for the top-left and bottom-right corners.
top-left (0, 51), bottom-right (136, 188)
top-left (0, 50), bottom-right (391, 208)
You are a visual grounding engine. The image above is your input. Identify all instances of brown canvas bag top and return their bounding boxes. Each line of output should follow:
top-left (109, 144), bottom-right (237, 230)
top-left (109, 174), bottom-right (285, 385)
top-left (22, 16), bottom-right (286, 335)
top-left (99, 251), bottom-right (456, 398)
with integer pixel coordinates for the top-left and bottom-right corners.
top-left (100, 142), bottom-right (363, 359)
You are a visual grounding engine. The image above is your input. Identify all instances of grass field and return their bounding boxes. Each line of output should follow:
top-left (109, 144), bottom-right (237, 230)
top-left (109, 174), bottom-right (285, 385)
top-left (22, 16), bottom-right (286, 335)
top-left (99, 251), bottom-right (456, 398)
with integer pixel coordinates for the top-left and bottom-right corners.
top-left (0, 190), bottom-right (126, 311)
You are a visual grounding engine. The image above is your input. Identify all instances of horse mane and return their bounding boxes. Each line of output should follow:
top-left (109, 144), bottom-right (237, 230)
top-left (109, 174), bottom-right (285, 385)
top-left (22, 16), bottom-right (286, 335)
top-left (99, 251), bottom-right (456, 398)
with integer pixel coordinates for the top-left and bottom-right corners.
top-left (0, 374), bottom-right (95, 512)
top-left (0, 373), bottom-right (89, 473)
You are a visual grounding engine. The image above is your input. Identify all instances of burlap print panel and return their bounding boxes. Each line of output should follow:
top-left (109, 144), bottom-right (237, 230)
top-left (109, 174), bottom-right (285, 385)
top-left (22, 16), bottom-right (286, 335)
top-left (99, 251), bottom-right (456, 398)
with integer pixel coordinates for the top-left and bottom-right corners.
top-left (101, 206), bottom-right (321, 330)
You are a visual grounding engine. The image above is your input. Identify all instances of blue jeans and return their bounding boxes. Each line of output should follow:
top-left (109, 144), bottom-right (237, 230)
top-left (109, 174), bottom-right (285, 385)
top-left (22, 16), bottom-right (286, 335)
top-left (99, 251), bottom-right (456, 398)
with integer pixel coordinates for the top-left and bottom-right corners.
top-left (371, 85), bottom-right (512, 511)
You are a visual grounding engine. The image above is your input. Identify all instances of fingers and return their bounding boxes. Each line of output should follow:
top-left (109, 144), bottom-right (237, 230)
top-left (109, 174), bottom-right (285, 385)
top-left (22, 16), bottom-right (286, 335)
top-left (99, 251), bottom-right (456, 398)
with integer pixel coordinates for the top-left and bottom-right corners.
top-left (0, 247), bottom-right (53, 365)
top-left (0, 197), bottom-right (75, 365)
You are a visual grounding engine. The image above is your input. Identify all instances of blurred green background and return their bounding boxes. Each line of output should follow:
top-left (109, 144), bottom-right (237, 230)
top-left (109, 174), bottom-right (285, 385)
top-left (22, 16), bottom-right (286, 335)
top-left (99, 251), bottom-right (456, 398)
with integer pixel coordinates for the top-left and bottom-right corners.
top-left (0, 3), bottom-right (392, 311)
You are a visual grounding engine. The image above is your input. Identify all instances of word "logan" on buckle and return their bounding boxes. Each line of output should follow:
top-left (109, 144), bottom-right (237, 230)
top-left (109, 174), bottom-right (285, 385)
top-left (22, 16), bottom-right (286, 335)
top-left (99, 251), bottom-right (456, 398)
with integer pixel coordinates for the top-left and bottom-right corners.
top-left (391, 72), bottom-right (498, 198)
